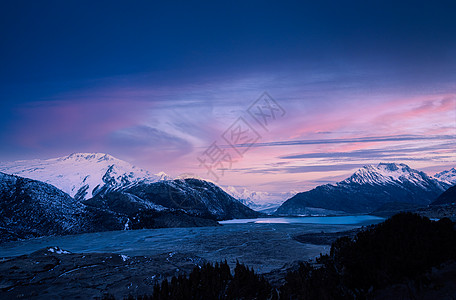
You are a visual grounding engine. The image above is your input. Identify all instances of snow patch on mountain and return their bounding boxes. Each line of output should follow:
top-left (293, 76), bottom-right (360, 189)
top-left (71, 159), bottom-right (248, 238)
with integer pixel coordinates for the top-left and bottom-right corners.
top-left (224, 186), bottom-right (297, 212)
top-left (434, 168), bottom-right (456, 185)
top-left (0, 153), bottom-right (166, 200)
top-left (276, 162), bottom-right (452, 216)
top-left (343, 163), bottom-right (443, 188)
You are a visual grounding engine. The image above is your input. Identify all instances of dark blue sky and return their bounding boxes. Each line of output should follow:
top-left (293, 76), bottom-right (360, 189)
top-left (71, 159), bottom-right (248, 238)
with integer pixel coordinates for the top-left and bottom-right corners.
top-left (2, 1), bottom-right (455, 86)
top-left (0, 0), bottom-right (455, 191)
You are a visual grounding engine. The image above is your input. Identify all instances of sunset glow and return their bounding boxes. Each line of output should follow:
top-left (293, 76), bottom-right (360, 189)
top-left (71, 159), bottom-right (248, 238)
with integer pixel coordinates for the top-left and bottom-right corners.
top-left (1, 1), bottom-right (455, 195)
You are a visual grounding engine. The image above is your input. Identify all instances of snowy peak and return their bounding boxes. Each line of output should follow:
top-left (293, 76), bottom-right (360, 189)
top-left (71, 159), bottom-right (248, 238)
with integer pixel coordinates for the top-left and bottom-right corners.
top-left (0, 153), bottom-right (164, 200)
top-left (224, 186), bottom-right (270, 205)
top-left (377, 162), bottom-right (410, 173)
top-left (224, 186), bottom-right (296, 212)
top-left (434, 168), bottom-right (456, 185)
top-left (276, 162), bottom-right (451, 216)
top-left (155, 171), bottom-right (172, 181)
top-left (344, 163), bottom-right (431, 186)
top-left (59, 152), bottom-right (117, 162)
top-left (375, 162), bottom-right (417, 180)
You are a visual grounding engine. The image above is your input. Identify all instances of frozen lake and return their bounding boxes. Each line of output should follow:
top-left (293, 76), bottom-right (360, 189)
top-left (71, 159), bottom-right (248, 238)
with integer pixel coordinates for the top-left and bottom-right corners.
top-left (220, 215), bottom-right (384, 225)
top-left (0, 216), bottom-right (384, 273)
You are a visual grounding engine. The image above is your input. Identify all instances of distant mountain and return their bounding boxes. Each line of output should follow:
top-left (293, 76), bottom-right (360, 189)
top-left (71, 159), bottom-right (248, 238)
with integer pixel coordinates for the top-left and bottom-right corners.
top-left (434, 168), bottom-right (456, 185)
top-left (0, 153), bottom-right (165, 201)
top-left (275, 163), bottom-right (451, 215)
top-left (431, 185), bottom-right (456, 206)
top-left (224, 186), bottom-right (294, 213)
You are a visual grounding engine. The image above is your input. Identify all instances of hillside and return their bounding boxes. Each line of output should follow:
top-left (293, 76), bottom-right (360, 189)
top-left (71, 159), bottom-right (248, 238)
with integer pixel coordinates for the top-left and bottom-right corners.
top-left (276, 163), bottom-right (450, 215)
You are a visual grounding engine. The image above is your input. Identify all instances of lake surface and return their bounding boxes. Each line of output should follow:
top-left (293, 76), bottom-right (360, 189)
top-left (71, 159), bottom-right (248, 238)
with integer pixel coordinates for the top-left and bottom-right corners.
top-left (220, 215), bottom-right (384, 225)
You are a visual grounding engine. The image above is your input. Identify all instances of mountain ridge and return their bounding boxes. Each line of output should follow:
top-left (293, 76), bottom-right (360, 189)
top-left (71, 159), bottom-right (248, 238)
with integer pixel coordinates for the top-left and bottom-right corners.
top-left (223, 186), bottom-right (295, 212)
top-left (0, 153), bottom-right (260, 242)
top-left (0, 171), bottom-right (259, 242)
top-left (433, 167), bottom-right (456, 185)
top-left (275, 163), bottom-right (452, 215)
top-left (0, 172), bottom-right (130, 242)
top-left (431, 185), bottom-right (456, 206)
top-left (0, 152), bottom-right (166, 201)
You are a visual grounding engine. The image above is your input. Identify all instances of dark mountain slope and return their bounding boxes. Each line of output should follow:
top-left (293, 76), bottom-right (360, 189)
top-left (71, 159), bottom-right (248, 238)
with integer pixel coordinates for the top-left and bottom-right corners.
top-left (1, 172), bottom-right (258, 242)
top-left (276, 163), bottom-right (449, 215)
top-left (431, 184), bottom-right (456, 205)
top-left (88, 178), bottom-right (261, 221)
top-left (0, 172), bottom-right (128, 242)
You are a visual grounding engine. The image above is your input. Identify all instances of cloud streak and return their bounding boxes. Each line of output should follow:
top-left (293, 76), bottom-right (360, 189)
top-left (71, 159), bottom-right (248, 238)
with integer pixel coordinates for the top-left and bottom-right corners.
top-left (232, 134), bottom-right (455, 148)
top-left (1, 71), bottom-right (454, 194)
top-left (279, 142), bottom-right (456, 160)
top-left (239, 163), bottom-right (365, 174)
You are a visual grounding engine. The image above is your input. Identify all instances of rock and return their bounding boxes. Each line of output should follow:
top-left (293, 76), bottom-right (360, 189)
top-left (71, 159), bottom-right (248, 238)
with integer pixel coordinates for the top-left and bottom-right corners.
top-left (0, 247), bottom-right (206, 299)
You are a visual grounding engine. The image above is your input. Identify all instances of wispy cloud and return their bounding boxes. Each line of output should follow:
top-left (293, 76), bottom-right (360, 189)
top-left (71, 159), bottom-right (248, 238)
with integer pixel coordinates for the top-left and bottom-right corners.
top-left (279, 142), bottom-right (456, 160)
top-left (240, 163), bottom-right (364, 174)
top-left (232, 134), bottom-right (455, 148)
top-left (1, 70), bottom-right (454, 194)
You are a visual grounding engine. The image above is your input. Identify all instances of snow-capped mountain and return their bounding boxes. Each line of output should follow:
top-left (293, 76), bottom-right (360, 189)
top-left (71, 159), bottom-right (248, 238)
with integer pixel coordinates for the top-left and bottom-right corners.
top-left (0, 153), bottom-right (166, 201)
top-left (342, 163), bottom-right (445, 187)
top-left (0, 154), bottom-right (261, 242)
top-left (224, 186), bottom-right (296, 212)
top-left (0, 172), bottom-right (129, 242)
top-left (275, 163), bottom-right (452, 216)
top-left (434, 168), bottom-right (456, 185)
top-left (0, 171), bottom-right (260, 242)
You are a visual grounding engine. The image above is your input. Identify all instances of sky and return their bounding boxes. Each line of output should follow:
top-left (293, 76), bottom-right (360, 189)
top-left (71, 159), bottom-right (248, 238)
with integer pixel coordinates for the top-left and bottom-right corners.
top-left (0, 0), bottom-right (455, 195)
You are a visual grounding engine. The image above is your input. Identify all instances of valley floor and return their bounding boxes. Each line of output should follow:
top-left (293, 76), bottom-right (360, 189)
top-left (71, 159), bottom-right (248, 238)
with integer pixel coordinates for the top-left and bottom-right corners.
top-left (0, 222), bottom-right (365, 299)
top-left (0, 223), bottom-right (362, 273)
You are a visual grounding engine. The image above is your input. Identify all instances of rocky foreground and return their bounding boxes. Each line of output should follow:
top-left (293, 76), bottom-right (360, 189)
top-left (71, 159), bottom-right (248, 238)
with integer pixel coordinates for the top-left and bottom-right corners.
top-left (0, 247), bottom-right (207, 299)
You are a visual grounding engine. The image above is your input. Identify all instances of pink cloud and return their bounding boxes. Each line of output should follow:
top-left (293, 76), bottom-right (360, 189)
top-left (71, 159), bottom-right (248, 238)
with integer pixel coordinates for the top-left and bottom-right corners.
top-left (13, 99), bottom-right (153, 150)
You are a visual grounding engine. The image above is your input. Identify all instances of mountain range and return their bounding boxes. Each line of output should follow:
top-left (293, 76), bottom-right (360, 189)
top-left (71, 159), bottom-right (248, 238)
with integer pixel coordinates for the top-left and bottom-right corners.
top-left (0, 153), bottom-right (260, 242)
top-left (275, 163), bottom-right (455, 215)
top-left (223, 186), bottom-right (297, 213)
top-left (0, 153), bottom-right (168, 201)
top-left (434, 167), bottom-right (456, 185)
top-left (1, 153), bottom-right (454, 242)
